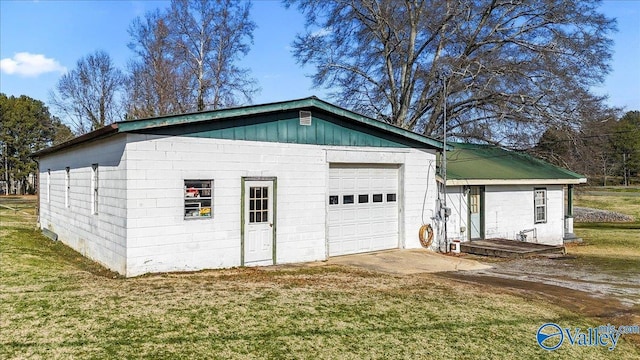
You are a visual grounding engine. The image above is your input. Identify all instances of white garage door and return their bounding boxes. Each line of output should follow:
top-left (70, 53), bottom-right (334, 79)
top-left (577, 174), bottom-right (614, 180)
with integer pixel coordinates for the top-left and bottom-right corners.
top-left (328, 164), bottom-right (399, 256)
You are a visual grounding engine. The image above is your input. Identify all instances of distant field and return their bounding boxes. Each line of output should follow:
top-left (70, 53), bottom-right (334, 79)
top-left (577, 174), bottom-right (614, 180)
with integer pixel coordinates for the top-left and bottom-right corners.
top-left (572, 188), bottom-right (640, 273)
top-left (1, 196), bottom-right (639, 359)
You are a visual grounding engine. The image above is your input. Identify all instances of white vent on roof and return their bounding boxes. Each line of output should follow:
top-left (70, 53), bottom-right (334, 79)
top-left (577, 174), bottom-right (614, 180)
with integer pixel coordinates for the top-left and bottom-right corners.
top-left (299, 110), bottom-right (312, 126)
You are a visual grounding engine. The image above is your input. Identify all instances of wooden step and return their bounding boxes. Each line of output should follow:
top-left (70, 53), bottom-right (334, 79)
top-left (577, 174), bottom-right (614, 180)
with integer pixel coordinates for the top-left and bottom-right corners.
top-left (460, 239), bottom-right (565, 258)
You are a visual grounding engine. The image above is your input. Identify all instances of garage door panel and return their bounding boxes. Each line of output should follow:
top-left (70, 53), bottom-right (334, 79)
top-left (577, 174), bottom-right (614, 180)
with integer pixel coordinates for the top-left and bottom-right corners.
top-left (329, 178), bottom-right (340, 190)
top-left (328, 165), bottom-right (399, 257)
top-left (372, 221), bottom-right (387, 233)
top-left (342, 179), bottom-right (356, 190)
top-left (356, 222), bottom-right (372, 236)
top-left (341, 208), bottom-right (357, 221)
top-left (372, 178), bottom-right (386, 189)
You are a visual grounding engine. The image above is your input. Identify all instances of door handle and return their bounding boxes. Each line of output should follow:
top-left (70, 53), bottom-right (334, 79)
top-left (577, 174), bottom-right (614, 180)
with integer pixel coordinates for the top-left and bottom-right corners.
top-left (269, 223), bottom-right (273, 228)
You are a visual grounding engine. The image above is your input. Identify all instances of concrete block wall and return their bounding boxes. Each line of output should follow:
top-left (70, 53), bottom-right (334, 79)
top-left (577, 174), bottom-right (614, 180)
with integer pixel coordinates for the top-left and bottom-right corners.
top-left (125, 135), bottom-right (325, 275)
top-left (401, 150), bottom-right (438, 250)
top-left (38, 136), bottom-right (128, 274)
top-left (124, 134), bottom-right (438, 276)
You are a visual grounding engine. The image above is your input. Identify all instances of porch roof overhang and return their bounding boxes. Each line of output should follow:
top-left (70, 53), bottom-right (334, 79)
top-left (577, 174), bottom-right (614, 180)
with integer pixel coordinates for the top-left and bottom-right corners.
top-left (437, 142), bottom-right (587, 186)
top-left (436, 175), bottom-right (588, 186)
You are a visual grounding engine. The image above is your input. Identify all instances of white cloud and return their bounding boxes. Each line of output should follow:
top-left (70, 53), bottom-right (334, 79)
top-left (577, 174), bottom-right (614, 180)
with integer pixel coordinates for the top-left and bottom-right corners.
top-left (311, 27), bottom-right (332, 38)
top-left (0, 52), bottom-right (67, 77)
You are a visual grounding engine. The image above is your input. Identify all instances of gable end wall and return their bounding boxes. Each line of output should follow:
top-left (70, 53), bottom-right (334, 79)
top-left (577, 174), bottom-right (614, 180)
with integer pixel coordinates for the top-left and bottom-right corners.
top-left (38, 136), bottom-right (127, 274)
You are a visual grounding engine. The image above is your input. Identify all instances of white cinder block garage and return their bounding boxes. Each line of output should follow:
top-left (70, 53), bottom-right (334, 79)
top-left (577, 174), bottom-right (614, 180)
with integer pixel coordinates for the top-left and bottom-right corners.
top-left (35, 97), bottom-right (444, 277)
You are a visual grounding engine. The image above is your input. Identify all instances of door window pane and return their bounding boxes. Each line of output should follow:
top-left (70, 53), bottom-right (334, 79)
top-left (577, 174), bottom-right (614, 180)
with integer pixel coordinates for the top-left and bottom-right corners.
top-left (249, 186), bottom-right (269, 223)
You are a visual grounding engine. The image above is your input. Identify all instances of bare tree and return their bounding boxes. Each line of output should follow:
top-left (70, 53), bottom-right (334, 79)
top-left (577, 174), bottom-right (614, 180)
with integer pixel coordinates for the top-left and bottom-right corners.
top-left (611, 111), bottom-right (640, 186)
top-left (127, 10), bottom-right (192, 118)
top-left (50, 50), bottom-right (125, 133)
top-left (168, 0), bottom-right (259, 111)
top-left (126, 0), bottom-right (258, 117)
top-left (287, 0), bottom-right (615, 146)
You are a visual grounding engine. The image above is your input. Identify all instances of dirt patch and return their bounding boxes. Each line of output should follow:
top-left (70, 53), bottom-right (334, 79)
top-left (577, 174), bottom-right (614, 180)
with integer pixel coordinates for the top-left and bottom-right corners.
top-left (435, 256), bottom-right (640, 345)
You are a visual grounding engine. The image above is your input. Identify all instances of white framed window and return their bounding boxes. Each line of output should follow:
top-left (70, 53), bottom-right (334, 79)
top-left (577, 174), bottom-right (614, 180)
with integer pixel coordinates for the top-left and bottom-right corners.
top-left (47, 169), bottom-right (51, 203)
top-left (534, 188), bottom-right (547, 223)
top-left (184, 180), bottom-right (212, 219)
top-left (91, 164), bottom-right (98, 215)
top-left (65, 167), bottom-right (70, 208)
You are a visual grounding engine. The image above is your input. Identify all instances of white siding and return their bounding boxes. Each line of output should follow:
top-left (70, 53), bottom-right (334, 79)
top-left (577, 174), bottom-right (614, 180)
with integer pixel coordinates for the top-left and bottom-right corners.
top-left (483, 185), bottom-right (564, 245)
top-left (402, 150), bottom-right (438, 250)
top-left (124, 134), bottom-right (437, 276)
top-left (38, 136), bottom-right (127, 274)
top-left (444, 186), bottom-right (469, 242)
top-left (446, 184), bottom-right (565, 245)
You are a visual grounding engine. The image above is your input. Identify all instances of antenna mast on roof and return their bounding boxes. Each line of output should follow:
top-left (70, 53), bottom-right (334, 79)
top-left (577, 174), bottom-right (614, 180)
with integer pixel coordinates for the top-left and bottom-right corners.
top-left (441, 73), bottom-right (449, 253)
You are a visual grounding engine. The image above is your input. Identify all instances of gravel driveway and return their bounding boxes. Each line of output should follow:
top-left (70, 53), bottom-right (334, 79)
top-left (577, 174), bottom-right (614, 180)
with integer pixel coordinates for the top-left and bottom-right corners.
top-left (437, 255), bottom-right (640, 325)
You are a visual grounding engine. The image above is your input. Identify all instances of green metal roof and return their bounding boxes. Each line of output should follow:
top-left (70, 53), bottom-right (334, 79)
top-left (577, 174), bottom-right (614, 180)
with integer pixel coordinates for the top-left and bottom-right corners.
top-left (34, 97), bottom-right (443, 157)
top-left (441, 142), bottom-right (587, 185)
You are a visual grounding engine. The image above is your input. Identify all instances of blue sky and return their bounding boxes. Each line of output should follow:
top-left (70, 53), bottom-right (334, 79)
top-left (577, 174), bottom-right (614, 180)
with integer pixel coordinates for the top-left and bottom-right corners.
top-left (1, 0), bottom-right (638, 119)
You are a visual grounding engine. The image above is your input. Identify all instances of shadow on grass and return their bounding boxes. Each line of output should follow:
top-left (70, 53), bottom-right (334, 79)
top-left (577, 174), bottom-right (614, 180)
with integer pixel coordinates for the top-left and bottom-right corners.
top-left (575, 222), bottom-right (640, 230)
top-left (2, 226), bottom-right (122, 279)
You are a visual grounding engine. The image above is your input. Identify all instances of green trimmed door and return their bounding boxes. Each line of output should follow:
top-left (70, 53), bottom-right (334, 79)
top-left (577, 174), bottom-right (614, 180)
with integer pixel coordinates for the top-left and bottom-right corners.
top-left (244, 180), bottom-right (274, 265)
top-left (469, 186), bottom-right (484, 240)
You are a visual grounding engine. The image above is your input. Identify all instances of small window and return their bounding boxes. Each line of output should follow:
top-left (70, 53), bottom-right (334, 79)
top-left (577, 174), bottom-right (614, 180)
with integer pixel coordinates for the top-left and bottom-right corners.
top-left (534, 188), bottom-right (547, 223)
top-left (184, 180), bottom-right (213, 219)
top-left (386, 193), bottom-right (396, 202)
top-left (329, 195), bottom-right (339, 205)
top-left (373, 194), bottom-right (383, 203)
top-left (343, 195), bottom-right (354, 204)
top-left (91, 164), bottom-right (98, 214)
top-left (65, 167), bottom-right (70, 208)
top-left (358, 194), bottom-right (369, 203)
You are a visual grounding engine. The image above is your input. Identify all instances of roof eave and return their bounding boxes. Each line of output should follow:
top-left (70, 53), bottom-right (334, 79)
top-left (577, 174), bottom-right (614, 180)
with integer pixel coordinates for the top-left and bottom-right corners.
top-left (31, 124), bottom-right (119, 158)
top-left (117, 97), bottom-right (445, 150)
top-left (443, 178), bottom-right (587, 186)
top-left (32, 97), bottom-right (445, 158)
top-left (308, 98), bottom-right (445, 150)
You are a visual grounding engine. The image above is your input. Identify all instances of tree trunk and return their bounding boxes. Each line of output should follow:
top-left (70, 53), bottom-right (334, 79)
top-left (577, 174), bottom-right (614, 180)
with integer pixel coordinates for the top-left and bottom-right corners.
top-left (602, 157), bottom-right (607, 186)
top-left (623, 153), bottom-right (628, 186)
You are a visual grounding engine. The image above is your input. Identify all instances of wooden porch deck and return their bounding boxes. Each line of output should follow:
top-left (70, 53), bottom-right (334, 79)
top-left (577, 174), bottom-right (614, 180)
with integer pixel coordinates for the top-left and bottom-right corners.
top-left (460, 239), bottom-right (565, 258)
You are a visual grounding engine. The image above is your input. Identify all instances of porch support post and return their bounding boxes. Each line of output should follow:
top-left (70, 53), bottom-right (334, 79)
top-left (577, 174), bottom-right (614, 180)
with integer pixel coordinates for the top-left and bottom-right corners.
top-left (567, 184), bottom-right (574, 217)
top-left (563, 184), bottom-right (581, 243)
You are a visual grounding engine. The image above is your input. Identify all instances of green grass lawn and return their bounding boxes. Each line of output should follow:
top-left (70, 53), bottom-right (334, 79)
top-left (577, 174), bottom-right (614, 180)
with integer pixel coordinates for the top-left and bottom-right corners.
top-left (1, 196), bottom-right (639, 359)
top-left (571, 188), bottom-right (640, 274)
